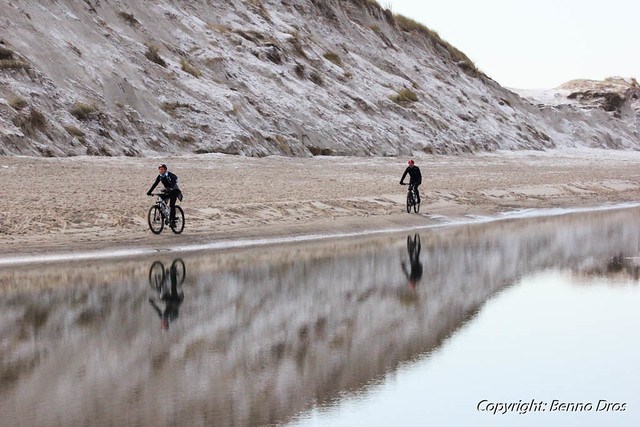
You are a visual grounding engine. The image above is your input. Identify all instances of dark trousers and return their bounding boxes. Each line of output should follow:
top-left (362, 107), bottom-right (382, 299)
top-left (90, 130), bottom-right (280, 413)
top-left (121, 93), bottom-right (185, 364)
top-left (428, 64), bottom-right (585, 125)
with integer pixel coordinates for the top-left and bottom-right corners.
top-left (410, 183), bottom-right (421, 203)
top-left (161, 189), bottom-right (180, 223)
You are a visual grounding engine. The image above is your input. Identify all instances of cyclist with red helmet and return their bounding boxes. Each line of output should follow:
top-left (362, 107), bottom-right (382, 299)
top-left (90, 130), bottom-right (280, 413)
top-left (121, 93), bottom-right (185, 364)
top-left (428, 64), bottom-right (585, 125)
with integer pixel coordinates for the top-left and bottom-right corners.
top-left (400, 159), bottom-right (422, 204)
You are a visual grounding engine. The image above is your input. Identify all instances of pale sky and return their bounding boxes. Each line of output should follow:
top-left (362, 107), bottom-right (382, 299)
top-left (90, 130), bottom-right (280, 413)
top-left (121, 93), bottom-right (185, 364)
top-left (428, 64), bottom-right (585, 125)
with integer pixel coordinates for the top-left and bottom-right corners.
top-left (384, 0), bottom-right (639, 89)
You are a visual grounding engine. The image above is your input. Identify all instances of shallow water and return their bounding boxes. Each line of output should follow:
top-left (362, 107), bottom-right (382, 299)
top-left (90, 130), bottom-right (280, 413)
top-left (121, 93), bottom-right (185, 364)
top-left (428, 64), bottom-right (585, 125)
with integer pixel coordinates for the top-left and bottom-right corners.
top-left (1, 208), bottom-right (640, 426)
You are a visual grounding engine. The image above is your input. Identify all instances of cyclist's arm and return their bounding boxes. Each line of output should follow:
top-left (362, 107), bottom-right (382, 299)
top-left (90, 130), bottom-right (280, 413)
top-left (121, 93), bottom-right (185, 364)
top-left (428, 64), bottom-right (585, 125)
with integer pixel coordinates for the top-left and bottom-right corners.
top-left (147, 176), bottom-right (161, 194)
top-left (400, 168), bottom-right (409, 184)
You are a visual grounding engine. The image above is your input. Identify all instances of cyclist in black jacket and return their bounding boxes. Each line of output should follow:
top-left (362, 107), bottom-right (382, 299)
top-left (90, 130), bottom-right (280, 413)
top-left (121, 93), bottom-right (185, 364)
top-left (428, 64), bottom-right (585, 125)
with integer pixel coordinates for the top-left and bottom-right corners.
top-left (147, 164), bottom-right (182, 227)
top-left (400, 159), bottom-right (422, 204)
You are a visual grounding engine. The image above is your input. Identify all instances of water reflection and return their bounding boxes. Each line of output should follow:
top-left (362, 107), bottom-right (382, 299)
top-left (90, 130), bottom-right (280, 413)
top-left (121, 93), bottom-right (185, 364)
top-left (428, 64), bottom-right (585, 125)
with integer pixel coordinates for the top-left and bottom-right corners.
top-left (148, 259), bottom-right (186, 330)
top-left (291, 269), bottom-right (640, 427)
top-left (574, 253), bottom-right (640, 281)
top-left (401, 234), bottom-right (423, 289)
top-left (1, 208), bottom-right (640, 426)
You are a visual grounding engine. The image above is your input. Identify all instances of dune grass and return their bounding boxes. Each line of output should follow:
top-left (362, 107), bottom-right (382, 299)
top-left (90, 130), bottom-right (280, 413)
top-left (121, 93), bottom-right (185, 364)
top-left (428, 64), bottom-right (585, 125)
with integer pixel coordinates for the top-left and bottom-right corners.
top-left (70, 102), bottom-right (99, 120)
top-left (390, 88), bottom-right (418, 104)
top-left (145, 44), bottom-right (166, 67)
top-left (180, 58), bottom-right (202, 78)
top-left (8, 96), bottom-right (28, 110)
top-left (323, 51), bottom-right (343, 66)
top-left (350, 0), bottom-right (479, 74)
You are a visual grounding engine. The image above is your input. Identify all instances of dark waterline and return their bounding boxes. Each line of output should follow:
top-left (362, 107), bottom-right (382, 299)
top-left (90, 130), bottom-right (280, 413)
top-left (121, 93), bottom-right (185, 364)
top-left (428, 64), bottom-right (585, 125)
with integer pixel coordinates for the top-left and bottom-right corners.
top-left (1, 208), bottom-right (640, 426)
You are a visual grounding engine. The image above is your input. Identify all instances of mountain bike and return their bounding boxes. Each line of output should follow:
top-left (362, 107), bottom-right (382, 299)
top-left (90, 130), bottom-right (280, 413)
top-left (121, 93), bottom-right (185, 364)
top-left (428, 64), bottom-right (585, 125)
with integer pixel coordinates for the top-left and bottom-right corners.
top-left (403, 183), bottom-right (420, 213)
top-left (148, 193), bottom-right (185, 234)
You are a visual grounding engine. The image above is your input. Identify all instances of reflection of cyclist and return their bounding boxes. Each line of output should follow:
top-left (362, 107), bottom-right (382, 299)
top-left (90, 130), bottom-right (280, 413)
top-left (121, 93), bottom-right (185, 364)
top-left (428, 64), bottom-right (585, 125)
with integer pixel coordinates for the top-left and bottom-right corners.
top-left (148, 260), bottom-right (185, 330)
top-left (146, 164), bottom-right (182, 227)
top-left (400, 159), bottom-right (422, 204)
top-left (402, 234), bottom-right (423, 289)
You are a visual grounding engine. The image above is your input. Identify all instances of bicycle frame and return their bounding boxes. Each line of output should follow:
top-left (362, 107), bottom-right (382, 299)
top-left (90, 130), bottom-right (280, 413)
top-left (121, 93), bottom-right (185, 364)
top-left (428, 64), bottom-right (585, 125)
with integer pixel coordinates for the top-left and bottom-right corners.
top-left (152, 197), bottom-right (168, 220)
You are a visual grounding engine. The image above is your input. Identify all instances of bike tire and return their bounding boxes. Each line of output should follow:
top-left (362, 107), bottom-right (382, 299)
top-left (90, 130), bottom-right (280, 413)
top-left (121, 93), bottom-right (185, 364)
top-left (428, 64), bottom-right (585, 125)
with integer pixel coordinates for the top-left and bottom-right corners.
top-left (171, 259), bottom-right (187, 285)
top-left (148, 261), bottom-right (166, 291)
top-left (414, 197), bottom-right (420, 213)
top-left (170, 206), bottom-right (185, 234)
top-left (148, 205), bottom-right (164, 234)
top-left (406, 192), bottom-right (412, 213)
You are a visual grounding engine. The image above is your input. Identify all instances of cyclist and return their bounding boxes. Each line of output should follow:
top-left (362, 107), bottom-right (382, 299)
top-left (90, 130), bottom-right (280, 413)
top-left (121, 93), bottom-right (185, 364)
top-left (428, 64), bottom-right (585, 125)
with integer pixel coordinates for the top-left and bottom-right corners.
top-left (147, 164), bottom-right (182, 227)
top-left (399, 159), bottom-right (422, 204)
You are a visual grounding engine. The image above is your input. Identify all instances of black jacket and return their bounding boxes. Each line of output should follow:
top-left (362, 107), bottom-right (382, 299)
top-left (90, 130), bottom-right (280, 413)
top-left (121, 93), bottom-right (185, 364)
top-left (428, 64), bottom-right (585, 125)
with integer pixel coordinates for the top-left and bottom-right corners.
top-left (148, 171), bottom-right (180, 194)
top-left (400, 166), bottom-right (422, 185)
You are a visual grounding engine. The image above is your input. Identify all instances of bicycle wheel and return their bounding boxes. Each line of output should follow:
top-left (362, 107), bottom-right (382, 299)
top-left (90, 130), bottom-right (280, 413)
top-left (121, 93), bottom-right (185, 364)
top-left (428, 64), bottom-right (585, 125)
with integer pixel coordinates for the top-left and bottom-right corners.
top-left (413, 193), bottom-right (420, 213)
top-left (170, 259), bottom-right (186, 285)
top-left (148, 261), bottom-right (166, 291)
top-left (406, 191), bottom-right (413, 213)
top-left (148, 205), bottom-right (164, 234)
top-left (170, 206), bottom-right (185, 234)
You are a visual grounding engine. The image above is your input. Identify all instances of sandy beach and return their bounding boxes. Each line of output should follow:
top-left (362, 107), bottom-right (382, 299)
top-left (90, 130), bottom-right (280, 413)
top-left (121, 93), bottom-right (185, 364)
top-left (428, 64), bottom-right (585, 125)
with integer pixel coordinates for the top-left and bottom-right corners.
top-left (2, 149), bottom-right (640, 259)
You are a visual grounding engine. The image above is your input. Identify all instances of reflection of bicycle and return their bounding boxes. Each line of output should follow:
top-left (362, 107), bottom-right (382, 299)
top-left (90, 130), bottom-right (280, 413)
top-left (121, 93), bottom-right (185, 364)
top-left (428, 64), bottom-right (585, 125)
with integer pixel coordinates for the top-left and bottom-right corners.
top-left (402, 183), bottom-right (420, 213)
top-left (147, 193), bottom-right (185, 235)
top-left (148, 259), bottom-right (186, 330)
top-left (149, 259), bottom-right (186, 293)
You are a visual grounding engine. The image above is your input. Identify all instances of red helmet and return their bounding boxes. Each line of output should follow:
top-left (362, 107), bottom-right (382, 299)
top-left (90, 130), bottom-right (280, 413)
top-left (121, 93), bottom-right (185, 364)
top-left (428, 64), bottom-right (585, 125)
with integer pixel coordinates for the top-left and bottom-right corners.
top-left (408, 159), bottom-right (415, 166)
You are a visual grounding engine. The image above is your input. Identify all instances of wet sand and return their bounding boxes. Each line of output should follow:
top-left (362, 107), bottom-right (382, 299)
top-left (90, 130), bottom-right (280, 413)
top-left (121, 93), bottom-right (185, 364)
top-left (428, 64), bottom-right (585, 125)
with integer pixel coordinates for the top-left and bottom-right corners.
top-left (2, 149), bottom-right (640, 259)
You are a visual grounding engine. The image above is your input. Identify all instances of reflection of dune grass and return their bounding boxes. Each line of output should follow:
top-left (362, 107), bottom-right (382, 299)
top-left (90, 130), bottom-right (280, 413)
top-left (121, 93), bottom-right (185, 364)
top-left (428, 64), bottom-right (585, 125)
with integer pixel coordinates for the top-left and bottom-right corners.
top-left (183, 338), bottom-right (209, 360)
top-left (573, 253), bottom-right (640, 281)
top-left (21, 304), bottom-right (50, 331)
top-left (0, 357), bottom-right (39, 387)
top-left (151, 351), bottom-right (170, 371)
top-left (396, 289), bottom-right (419, 305)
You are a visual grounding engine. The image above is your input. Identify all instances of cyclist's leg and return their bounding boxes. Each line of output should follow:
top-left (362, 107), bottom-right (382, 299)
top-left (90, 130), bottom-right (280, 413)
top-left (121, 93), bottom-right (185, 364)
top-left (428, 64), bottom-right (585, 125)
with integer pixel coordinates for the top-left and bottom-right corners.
top-left (409, 183), bottom-right (417, 203)
top-left (169, 193), bottom-right (177, 224)
top-left (160, 194), bottom-right (170, 223)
